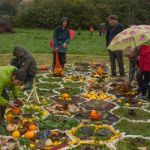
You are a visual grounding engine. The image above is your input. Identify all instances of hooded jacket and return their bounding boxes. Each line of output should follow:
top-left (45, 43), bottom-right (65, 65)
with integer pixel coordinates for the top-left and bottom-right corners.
top-left (11, 47), bottom-right (37, 76)
top-left (0, 66), bottom-right (19, 106)
top-left (53, 17), bottom-right (70, 53)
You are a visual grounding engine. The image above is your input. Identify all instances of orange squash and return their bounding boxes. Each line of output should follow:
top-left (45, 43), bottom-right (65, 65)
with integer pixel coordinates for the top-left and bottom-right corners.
top-left (12, 130), bottom-right (20, 139)
top-left (62, 93), bottom-right (70, 99)
top-left (40, 65), bottom-right (48, 70)
top-left (28, 124), bottom-right (37, 131)
top-left (6, 113), bottom-right (13, 122)
top-left (90, 110), bottom-right (100, 120)
top-left (11, 108), bottom-right (20, 115)
top-left (24, 131), bottom-right (35, 139)
top-left (96, 67), bottom-right (104, 75)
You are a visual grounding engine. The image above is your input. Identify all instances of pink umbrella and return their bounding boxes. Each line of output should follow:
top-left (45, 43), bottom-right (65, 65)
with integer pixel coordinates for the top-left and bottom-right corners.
top-left (50, 29), bottom-right (76, 49)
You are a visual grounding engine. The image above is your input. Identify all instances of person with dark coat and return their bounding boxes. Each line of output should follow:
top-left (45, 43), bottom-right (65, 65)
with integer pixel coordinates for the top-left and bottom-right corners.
top-left (106, 15), bottom-right (125, 77)
top-left (10, 46), bottom-right (37, 85)
top-left (53, 17), bottom-right (70, 70)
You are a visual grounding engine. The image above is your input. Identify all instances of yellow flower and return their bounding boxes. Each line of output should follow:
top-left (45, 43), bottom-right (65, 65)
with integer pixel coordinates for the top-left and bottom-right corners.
top-left (42, 111), bottom-right (49, 116)
top-left (117, 99), bottom-right (122, 103)
top-left (126, 103), bottom-right (130, 107)
top-left (138, 101), bottom-right (142, 105)
top-left (30, 144), bottom-right (35, 148)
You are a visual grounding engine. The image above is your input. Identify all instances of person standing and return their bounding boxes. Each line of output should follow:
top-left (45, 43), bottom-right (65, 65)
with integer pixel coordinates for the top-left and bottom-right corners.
top-left (139, 45), bottom-right (150, 100)
top-left (106, 15), bottom-right (125, 77)
top-left (53, 17), bottom-right (70, 71)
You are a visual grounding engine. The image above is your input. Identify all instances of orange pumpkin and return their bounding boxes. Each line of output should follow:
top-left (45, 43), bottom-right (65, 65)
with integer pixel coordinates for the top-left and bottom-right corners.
top-left (40, 65), bottom-right (48, 70)
top-left (24, 131), bottom-right (35, 139)
top-left (96, 67), bottom-right (104, 75)
top-left (11, 108), bottom-right (20, 115)
top-left (6, 113), bottom-right (13, 122)
top-left (12, 130), bottom-right (20, 139)
top-left (28, 124), bottom-right (37, 131)
top-left (90, 110), bottom-right (100, 120)
top-left (62, 93), bottom-right (70, 99)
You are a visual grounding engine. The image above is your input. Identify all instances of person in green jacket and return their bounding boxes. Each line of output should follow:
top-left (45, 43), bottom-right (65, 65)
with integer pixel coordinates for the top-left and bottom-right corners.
top-left (0, 66), bottom-right (25, 126)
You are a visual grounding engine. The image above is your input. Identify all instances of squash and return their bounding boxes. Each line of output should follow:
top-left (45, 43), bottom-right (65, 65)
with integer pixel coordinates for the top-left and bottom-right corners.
top-left (45, 139), bottom-right (53, 147)
top-left (90, 110), bottom-right (100, 120)
top-left (12, 130), bottom-right (20, 139)
top-left (39, 65), bottom-right (48, 70)
top-left (6, 113), bottom-right (13, 122)
top-left (28, 124), bottom-right (37, 131)
top-left (96, 67), bottom-right (104, 75)
top-left (24, 131), bottom-right (35, 139)
top-left (11, 108), bottom-right (20, 115)
top-left (6, 124), bottom-right (18, 132)
top-left (62, 93), bottom-right (70, 99)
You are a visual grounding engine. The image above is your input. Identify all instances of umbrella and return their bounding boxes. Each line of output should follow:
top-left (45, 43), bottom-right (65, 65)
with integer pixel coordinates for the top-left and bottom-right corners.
top-left (108, 25), bottom-right (150, 51)
top-left (50, 29), bottom-right (76, 49)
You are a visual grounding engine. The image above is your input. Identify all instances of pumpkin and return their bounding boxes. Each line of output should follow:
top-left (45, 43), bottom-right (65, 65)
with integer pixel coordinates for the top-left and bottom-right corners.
top-left (28, 124), bottom-right (37, 131)
top-left (54, 68), bottom-right (64, 76)
top-left (11, 108), bottom-right (20, 115)
top-left (45, 139), bottom-right (53, 147)
top-left (6, 124), bottom-right (18, 132)
top-left (6, 113), bottom-right (13, 122)
top-left (12, 130), bottom-right (20, 139)
top-left (39, 65), bottom-right (48, 70)
top-left (62, 93), bottom-right (70, 99)
top-left (96, 67), bottom-right (104, 75)
top-left (24, 131), bottom-right (35, 139)
top-left (90, 110), bottom-right (100, 120)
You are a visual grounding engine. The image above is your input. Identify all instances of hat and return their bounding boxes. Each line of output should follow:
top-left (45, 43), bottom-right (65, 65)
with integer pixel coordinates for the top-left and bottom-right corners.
top-left (108, 15), bottom-right (118, 20)
top-left (60, 17), bottom-right (69, 24)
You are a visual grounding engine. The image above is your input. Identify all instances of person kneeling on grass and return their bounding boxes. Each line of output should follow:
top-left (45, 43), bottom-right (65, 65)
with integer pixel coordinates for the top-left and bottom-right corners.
top-left (10, 46), bottom-right (37, 90)
top-left (53, 17), bottom-right (70, 72)
top-left (0, 66), bottom-right (25, 129)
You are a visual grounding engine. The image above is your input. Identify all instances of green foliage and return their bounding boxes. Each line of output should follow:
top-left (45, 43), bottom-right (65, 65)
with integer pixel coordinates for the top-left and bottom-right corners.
top-left (2, 0), bottom-right (149, 29)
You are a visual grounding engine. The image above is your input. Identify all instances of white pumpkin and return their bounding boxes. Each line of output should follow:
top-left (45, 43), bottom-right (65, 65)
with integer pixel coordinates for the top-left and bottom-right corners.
top-left (6, 124), bottom-right (18, 132)
top-left (45, 139), bottom-right (53, 147)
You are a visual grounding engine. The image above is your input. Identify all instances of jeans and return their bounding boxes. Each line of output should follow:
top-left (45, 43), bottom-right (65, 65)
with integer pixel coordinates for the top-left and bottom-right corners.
top-left (142, 71), bottom-right (150, 97)
top-left (108, 50), bottom-right (125, 76)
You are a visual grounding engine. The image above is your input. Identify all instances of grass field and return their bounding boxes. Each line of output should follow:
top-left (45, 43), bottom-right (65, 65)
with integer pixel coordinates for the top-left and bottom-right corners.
top-left (0, 28), bottom-right (107, 55)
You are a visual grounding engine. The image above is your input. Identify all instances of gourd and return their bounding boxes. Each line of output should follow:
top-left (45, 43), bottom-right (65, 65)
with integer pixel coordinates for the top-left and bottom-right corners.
top-left (90, 110), bottom-right (100, 120)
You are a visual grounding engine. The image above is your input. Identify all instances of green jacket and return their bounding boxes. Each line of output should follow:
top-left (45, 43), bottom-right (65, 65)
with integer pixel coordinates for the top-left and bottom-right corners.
top-left (0, 66), bottom-right (19, 106)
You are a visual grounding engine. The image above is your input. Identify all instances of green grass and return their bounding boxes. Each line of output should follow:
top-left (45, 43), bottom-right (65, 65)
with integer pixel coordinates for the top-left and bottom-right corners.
top-left (116, 138), bottom-right (150, 150)
top-left (113, 107), bottom-right (150, 121)
top-left (69, 144), bottom-right (110, 150)
top-left (114, 119), bottom-right (150, 137)
top-left (0, 28), bottom-right (107, 55)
